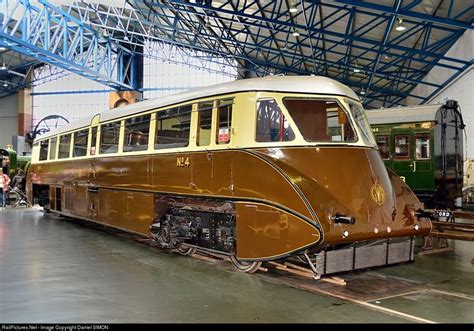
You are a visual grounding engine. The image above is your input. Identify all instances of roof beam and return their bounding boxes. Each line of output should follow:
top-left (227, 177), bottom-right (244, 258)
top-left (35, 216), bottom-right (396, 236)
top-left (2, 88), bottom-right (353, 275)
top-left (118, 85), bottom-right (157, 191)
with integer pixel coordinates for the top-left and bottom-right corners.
top-left (333, 0), bottom-right (473, 30)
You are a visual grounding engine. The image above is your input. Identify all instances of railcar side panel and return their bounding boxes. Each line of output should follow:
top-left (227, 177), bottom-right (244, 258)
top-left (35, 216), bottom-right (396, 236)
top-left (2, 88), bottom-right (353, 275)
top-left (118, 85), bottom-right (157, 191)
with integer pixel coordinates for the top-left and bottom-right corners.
top-left (235, 202), bottom-right (320, 259)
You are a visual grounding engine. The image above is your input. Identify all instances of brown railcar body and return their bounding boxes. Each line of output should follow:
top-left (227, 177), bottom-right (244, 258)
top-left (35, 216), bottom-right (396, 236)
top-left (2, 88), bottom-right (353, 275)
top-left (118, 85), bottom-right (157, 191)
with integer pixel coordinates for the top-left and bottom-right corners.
top-left (27, 146), bottom-right (430, 260)
top-left (27, 76), bottom-right (432, 273)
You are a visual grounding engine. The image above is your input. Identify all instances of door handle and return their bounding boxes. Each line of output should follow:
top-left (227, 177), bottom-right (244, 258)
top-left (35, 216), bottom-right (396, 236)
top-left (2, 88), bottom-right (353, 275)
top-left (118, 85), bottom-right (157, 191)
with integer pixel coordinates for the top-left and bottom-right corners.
top-left (411, 161), bottom-right (417, 172)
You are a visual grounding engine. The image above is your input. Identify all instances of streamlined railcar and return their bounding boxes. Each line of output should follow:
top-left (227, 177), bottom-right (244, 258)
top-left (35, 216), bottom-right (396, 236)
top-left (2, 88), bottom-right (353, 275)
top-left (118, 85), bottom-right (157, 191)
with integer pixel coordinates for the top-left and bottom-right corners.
top-left (366, 100), bottom-right (465, 209)
top-left (28, 76), bottom-right (432, 277)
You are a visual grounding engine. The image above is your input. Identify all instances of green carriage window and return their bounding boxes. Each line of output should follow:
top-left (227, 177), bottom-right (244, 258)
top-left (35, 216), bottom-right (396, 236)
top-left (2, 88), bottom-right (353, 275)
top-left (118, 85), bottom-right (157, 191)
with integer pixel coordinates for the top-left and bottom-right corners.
top-left (100, 121), bottom-right (121, 154)
top-left (155, 105), bottom-right (191, 149)
top-left (49, 137), bottom-right (57, 160)
top-left (197, 102), bottom-right (213, 146)
top-left (415, 135), bottom-right (430, 160)
top-left (376, 135), bottom-right (390, 160)
top-left (124, 114), bottom-right (150, 152)
top-left (58, 134), bottom-right (71, 159)
top-left (394, 135), bottom-right (410, 159)
top-left (39, 140), bottom-right (49, 161)
top-left (216, 99), bottom-right (233, 145)
top-left (73, 129), bottom-right (89, 157)
top-left (256, 98), bottom-right (295, 142)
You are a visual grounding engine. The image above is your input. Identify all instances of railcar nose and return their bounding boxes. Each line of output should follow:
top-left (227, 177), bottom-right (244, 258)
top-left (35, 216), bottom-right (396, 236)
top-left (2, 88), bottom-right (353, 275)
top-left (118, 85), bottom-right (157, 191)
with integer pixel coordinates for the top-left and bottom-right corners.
top-left (260, 146), bottom-right (431, 246)
top-left (305, 147), bottom-right (431, 245)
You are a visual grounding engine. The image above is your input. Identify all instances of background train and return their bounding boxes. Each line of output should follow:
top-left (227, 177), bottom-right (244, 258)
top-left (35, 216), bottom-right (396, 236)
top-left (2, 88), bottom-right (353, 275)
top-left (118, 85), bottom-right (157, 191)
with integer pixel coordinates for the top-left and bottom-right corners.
top-left (1, 145), bottom-right (31, 178)
top-left (366, 100), bottom-right (465, 209)
top-left (27, 76), bottom-right (432, 277)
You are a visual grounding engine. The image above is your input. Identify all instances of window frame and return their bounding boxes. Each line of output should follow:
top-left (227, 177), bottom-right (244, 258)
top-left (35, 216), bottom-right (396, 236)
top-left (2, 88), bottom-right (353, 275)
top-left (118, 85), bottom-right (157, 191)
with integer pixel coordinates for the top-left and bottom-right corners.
top-left (99, 121), bottom-right (122, 155)
top-left (282, 97), bottom-right (358, 144)
top-left (123, 114), bottom-right (151, 153)
top-left (73, 128), bottom-right (89, 158)
top-left (196, 101), bottom-right (214, 147)
top-left (375, 135), bottom-right (390, 160)
top-left (394, 135), bottom-right (411, 160)
top-left (215, 98), bottom-right (233, 145)
top-left (255, 97), bottom-right (295, 143)
top-left (154, 104), bottom-right (192, 150)
top-left (39, 139), bottom-right (49, 161)
top-left (415, 134), bottom-right (431, 160)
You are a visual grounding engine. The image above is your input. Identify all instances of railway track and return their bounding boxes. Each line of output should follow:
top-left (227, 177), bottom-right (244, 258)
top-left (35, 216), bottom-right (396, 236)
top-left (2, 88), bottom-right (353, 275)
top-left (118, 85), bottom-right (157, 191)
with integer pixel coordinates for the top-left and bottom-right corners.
top-left (56, 213), bottom-right (473, 323)
top-left (430, 220), bottom-right (474, 241)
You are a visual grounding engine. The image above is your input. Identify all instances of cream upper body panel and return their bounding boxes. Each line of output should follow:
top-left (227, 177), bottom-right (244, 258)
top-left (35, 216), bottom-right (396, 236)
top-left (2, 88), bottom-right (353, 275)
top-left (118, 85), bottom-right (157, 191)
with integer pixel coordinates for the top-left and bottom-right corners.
top-left (36, 76), bottom-right (358, 141)
top-left (31, 76), bottom-right (375, 164)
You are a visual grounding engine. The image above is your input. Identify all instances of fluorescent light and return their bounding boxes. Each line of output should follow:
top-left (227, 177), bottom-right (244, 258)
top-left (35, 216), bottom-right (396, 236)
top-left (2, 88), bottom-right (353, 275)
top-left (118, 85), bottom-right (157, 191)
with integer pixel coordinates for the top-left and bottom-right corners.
top-left (360, 90), bottom-right (366, 95)
top-left (0, 64), bottom-right (6, 70)
top-left (2, 83), bottom-right (8, 87)
top-left (289, 6), bottom-right (298, 13)
top-left (292, 30), bottom-right (300, 37)
top-left (353, 67), bottom-right (361, 73)
top-left (0, 47), bottom-right (6, 51)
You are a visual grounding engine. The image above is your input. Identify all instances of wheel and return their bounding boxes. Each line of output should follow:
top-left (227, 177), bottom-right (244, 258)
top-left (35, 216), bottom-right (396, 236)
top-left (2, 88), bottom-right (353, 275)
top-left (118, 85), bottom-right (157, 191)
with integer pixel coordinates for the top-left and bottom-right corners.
top-left (177, 244), bottom-right (197, 256)
top-left (230, 255), bottom-right (262, 273)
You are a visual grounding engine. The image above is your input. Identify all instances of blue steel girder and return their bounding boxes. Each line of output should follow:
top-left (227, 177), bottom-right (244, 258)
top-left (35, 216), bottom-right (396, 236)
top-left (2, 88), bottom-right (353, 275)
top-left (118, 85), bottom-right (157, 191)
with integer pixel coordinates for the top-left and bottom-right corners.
top-left (333, 0), bottom-right (473, 29)
top-left (0, 0), bottom-right (137, 90)
top-left (138, 4), bottom-right (457, 83)
top-left (125, 1), bottom-right (436, 105)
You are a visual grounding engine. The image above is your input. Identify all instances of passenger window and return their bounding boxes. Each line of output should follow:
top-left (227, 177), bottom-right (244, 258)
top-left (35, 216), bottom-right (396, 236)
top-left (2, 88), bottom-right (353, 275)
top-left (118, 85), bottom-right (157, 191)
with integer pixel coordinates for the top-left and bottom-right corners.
top-left (49, 137), bottom-right (57, 160)
top-left (124, 114), bottom-right (150, 152)
top-left (90, 127), bottom-right (97, 156)
top-left (283, 98), bottom-right (355, 142)
top-left (216, 99), bottom-right (233, 144)
top-left (376, 135), bottom-right (390, 160)
top-left (73, 129), bottom-right (89, 157)
top-left (394, 135), bottom-right (410, 159)
top-left (39, 140), bottom-right (49, 161)
top-left (155, 105), bottom-right (191, 149)
top-left (58, 134), bottom-right (71, 159)
top-left (415, 135), bottom-right (430, 160)
top-left (197, 102), bottom-right (213, 146)
top-left (100, 122), bottom-right (121, 154)
top-left (256, 99), bottom-right (295, 142)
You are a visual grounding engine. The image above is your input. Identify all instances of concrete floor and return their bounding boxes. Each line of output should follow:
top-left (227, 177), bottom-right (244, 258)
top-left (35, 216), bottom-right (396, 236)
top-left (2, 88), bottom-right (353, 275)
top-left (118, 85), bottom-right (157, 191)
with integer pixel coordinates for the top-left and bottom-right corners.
top-left (0, 207), bottom-right (473, 323)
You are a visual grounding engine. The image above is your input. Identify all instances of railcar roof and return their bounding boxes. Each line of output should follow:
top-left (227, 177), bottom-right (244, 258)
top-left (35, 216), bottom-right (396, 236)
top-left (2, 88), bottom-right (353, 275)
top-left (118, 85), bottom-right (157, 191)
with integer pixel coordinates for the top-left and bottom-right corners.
top-left (366, 104), bottom-right (442, 125)
top-left (37, 75), bottom-right (358, 140)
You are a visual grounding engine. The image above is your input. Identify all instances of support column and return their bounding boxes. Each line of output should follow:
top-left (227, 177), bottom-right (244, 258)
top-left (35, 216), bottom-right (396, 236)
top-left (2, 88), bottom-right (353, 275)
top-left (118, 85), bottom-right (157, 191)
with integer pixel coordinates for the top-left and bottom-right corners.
top-left (109, 45), bottom-right (143, 109)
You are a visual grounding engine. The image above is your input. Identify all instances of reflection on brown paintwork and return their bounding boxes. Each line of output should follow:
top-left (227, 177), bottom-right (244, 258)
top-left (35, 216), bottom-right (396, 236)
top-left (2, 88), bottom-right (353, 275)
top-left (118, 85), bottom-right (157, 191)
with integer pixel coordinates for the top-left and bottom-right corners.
top-left (28, 145), bottom-right (429, 260)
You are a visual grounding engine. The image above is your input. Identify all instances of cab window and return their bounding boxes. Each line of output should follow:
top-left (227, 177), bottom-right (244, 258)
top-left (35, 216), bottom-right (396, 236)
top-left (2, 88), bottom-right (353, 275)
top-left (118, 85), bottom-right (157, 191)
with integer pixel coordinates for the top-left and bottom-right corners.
top-left (197, 102), bottom-right (213, 146)
top-left (376, 135), bottom-right (390, 160)
top-left (216, 99), bottom-right (233, 145)
top-left (415, 135), bottom-right (430, 160)
top-left (58, 134), bottom-right (71, 159)
top-left (49, 137), bottom-right (57, 160)
top-left (155, 105), bottom-right (191, 149)
top-left (394, 135), bottom-right (410, 159)
top-left (100, 121), bottom-right (121, 154)
top-left (73, 129), bottom-right (89, 157)
top-left (39, 140), bottom-right (49, 161)
top-left (283, 98), bottom-right (355, 142)
top-left (256, 98), bottom-right (294, 142)
top-left (124, 114), bottom-right (150, 152)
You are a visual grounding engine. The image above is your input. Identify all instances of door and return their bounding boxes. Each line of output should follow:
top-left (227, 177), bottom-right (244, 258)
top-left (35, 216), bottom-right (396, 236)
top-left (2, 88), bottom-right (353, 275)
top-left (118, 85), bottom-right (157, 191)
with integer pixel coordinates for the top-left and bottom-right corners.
top-left (392, 132), bottom-right (414, 185)
top-left (411, 133), bottom-right (434, 191)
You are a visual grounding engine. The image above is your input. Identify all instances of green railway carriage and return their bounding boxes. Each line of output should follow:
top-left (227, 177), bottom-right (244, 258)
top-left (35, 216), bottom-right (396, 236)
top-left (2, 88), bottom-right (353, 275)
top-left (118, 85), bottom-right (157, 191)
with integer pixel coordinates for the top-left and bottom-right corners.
top-left (366, 100), bottom-right (465, 209)
top-left (1, 145), bottom-right (31, 178)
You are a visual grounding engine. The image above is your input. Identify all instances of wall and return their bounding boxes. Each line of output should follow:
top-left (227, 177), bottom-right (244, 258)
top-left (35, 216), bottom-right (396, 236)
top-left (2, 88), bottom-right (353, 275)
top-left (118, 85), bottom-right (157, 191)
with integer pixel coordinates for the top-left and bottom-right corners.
top-left (406, 30), bottom-right (474, 159)
top-left (0, 93), bottom-right (19, 148)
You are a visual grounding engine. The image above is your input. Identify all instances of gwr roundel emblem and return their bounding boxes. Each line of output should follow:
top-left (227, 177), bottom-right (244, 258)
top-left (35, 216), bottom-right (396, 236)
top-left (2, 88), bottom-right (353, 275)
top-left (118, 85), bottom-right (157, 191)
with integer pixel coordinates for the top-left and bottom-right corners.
top-left (370, 183), bottom-right (386, 205)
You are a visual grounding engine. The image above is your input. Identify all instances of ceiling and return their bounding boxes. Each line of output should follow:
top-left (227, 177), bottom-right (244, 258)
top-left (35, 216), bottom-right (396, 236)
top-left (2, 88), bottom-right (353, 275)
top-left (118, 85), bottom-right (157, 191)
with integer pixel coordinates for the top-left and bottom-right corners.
top-left (0, 0), bottom-right (472, 108)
